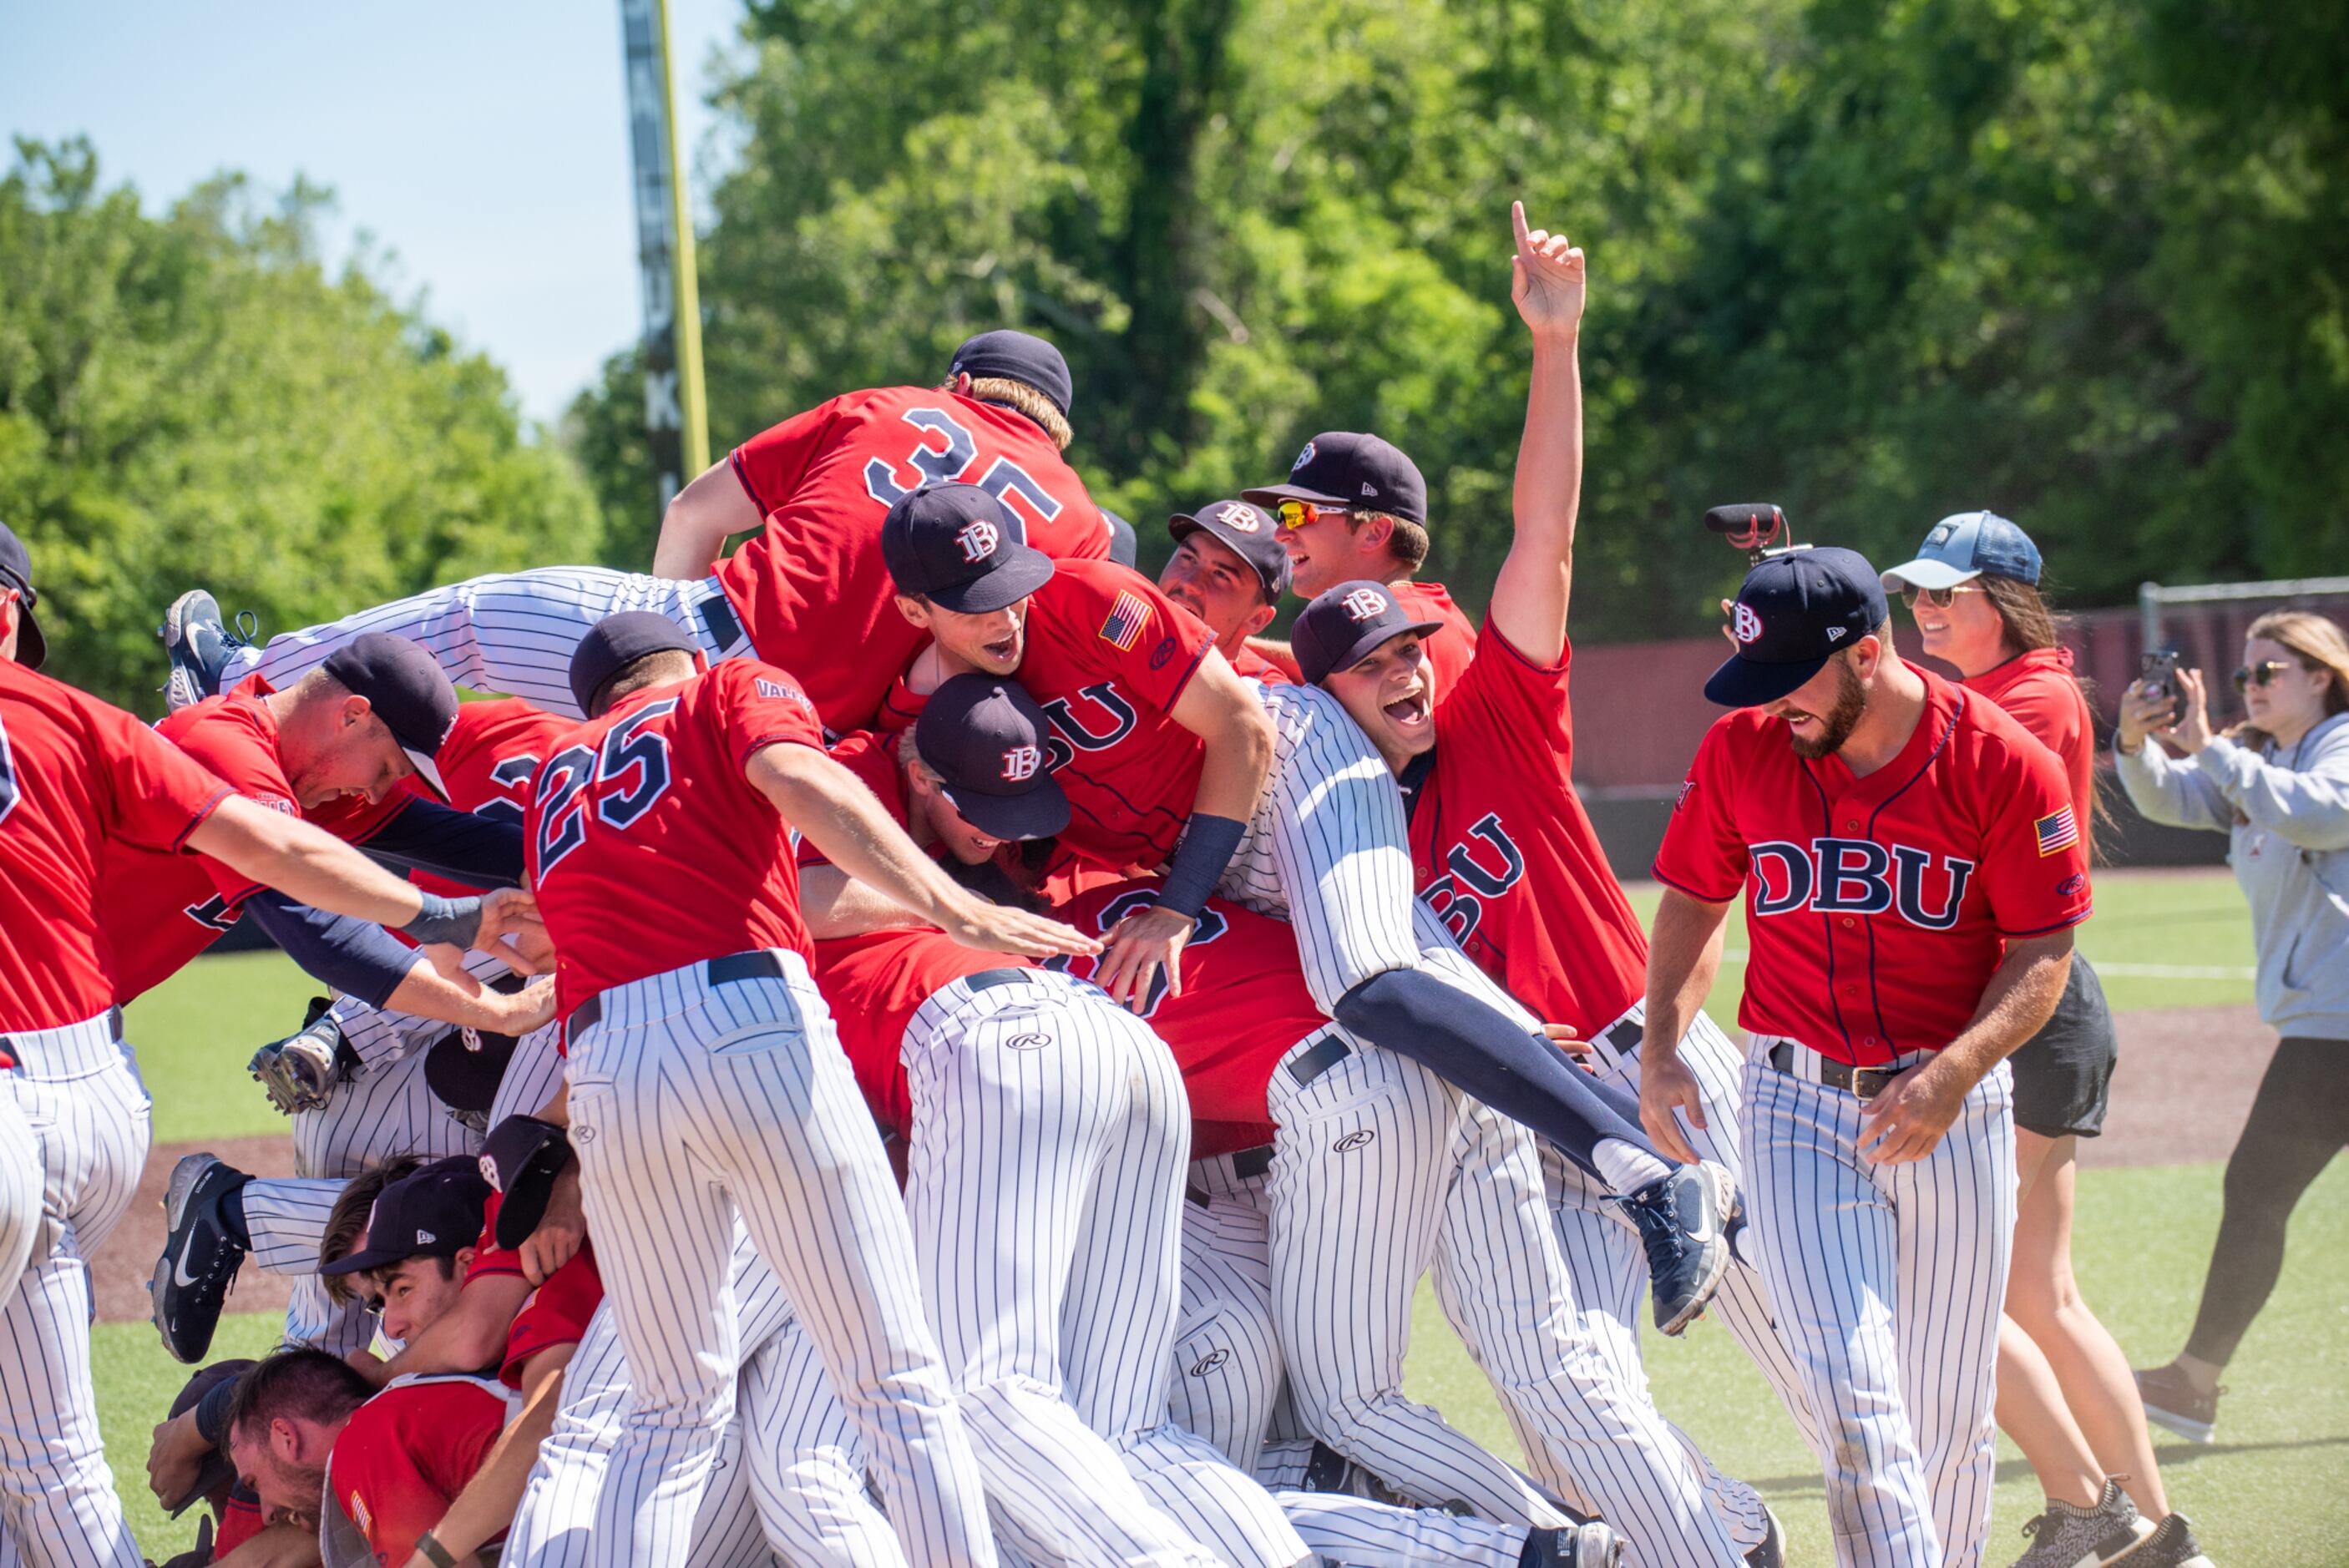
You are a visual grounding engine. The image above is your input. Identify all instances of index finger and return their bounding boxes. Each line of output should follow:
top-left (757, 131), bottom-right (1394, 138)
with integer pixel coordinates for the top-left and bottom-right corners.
top-left (1511, 199), bottom-right (1531, 256)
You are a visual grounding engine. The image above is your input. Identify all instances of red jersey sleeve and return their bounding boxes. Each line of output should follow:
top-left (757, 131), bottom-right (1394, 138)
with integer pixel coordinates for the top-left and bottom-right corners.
top-left (729, 397), bottom-right (846, 518)
top-left (166, 707), bottom-right (301, 907)
top-left (331, 1382), bottom-right (508, 1561)
top-left (714, 661), bottom-right (828, 767)
top-left (80, 700), bottom-right (235, 852)
top-left (1973, 732), bottom-right (2094, 938)
top-left (501, 1250), bottom-right (604, 1388)
top-left (1445, 618), bottom-right (1572, 765)
top-left (797, 732), bottom-right (909, 867)
top-left (1653, 718), bottom-right (1751, 903)
top-left (1055, 562), bottom-right (1218, 715)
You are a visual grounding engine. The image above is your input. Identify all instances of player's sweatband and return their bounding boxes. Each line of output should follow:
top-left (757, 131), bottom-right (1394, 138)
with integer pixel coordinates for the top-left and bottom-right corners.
top-left (246, 894), bottom-right (418, 1010)
top-left (398, 893), bottom-right (484, 949)
top-left (357, 797), bottom-right (525, 889)
top-left (413, 1531), bottom-right (460, 1568)
top-left (1154, 814), bottom-right (1247, 919)
top-left (1333, 967), bottom-right (1661, 1181)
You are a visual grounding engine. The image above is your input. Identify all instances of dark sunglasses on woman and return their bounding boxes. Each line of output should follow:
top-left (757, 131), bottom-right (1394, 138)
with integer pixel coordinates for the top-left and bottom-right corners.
top-left (2234, 659), bottom-right (2299, 691)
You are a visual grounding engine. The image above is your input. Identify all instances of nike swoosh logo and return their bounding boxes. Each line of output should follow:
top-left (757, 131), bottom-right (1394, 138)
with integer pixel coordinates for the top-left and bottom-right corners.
top-left (172, 1231), bottom-right (207, 1289)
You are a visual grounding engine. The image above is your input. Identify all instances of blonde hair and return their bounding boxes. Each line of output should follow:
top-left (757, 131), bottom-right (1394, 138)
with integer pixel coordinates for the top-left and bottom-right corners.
top-left (948, 376), bottom-right (1073, 451)
top-left (2233, 609), bottom-right (2349, 750)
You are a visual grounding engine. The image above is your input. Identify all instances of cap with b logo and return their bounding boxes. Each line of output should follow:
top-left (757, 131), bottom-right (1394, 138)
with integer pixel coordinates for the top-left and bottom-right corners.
top-left (913, 674), bottom-right (1071, 842)
top-left (1241, 432), bottom-right (1428, 527)
top-left (1167, 498), bottom-right (1290, 601)
top-left (1879, 509), bottom-right (2043, 591)
top-left (1292, 579), bottom-right (1446, 686)
top-left (1704, 546), bottom-right (1889, 708)
top-left (948, 329), bottom-right (1074, 418)
top-left (318, 1156), bottom-right (491, 1277)
top-left (881, 483), bottom-right (1056, 614)
top-left (0, 518), bottom-right (48, 670)
top-left (318, 633), bottom-right (460, 797)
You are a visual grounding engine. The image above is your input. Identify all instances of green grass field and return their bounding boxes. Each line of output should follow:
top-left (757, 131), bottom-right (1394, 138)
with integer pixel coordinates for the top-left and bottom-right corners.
top-left (101, 866), bottom-right (2348, 1563)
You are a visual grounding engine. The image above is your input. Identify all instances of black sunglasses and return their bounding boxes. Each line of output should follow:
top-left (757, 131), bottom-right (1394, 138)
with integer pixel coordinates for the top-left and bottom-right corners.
top-left (1900, 584), bottom-right (1985, 610)
top-left (2234, 660), bottom-right (2300, 692)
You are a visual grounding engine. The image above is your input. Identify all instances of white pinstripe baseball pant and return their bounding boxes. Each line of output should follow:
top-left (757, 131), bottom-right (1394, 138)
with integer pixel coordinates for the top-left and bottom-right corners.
top-left (0, 1094), bottom-right (38, 1313)
top-left (1171, 1178), bottom-right (1282, 1472)
top-left (218, 566), bottom-right (749, 716)
top-left (1740, 1041), bottom-right (2017, 1568)
top-left (0, 1014), bottom-right (149, 1568)
top-left (903, 970), bottom-right (1303, 1568)
top-left (563, 952), bottom-right (993, 1568)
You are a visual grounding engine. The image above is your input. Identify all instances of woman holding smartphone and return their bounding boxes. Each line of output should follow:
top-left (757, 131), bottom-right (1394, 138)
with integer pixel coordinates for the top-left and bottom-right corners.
top-left (1886, 513), bottom-right (2210, 1568)
top-left (2118, 609), bottom-right (2349, 1459)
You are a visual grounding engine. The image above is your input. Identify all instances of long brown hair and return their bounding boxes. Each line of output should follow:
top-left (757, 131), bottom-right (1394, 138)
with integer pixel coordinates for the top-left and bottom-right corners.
top-left (2231, 610), bottom-right (2349, 751)
top-left (1980, 572), bottom-right (2110, 856)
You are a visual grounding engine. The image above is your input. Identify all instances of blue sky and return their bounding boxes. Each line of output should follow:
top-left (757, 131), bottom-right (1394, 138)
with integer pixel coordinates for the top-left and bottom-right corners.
top-left (3, 0), bottom-right (746, 425)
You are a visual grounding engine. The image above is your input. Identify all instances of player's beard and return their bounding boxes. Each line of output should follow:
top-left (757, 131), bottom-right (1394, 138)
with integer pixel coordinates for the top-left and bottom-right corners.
top-left (1788, 657), bottom-right (1867, 760)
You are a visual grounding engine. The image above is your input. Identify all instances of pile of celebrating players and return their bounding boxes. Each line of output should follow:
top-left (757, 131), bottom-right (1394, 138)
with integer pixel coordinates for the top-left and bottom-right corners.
top-left (0, 203), bottom-right (2221, 1568)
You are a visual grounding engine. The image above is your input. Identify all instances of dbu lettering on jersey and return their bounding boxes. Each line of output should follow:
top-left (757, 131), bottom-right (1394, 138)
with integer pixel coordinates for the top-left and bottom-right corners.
top-left (1749, 837), bottom-right (1977, 930)
top-left (1420, 812), bottom-right (1528, 944)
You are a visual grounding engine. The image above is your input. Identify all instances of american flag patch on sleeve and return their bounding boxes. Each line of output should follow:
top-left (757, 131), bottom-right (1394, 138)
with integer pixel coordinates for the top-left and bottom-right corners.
top-left (2034, 806), bottom-right (2079, 857)
top-left (1099, 589), bottom-right (1150, 652)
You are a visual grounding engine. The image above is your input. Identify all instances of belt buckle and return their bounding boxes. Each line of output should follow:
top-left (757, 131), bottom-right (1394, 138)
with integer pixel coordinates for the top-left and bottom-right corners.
top-left (1851, 1066), bottom-right (1894, 1101)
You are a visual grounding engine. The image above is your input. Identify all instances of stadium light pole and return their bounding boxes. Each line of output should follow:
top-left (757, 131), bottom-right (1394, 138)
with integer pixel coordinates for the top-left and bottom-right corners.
top-left (619, 0), bottom-right (711, 517)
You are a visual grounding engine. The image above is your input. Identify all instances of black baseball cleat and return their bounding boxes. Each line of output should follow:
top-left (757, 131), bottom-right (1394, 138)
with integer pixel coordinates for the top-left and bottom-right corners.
top-left (1744, 1506), bottom-right (1786, 1568)
top-left (1617, 1161), bottom-right (1737, 1335)
top-left (1521, 1520), bottom-right (1626, 1568)
top-left (158, 590), bottom-right (249, 712)
top-left (148, 1154), bottom-right (251, 1363)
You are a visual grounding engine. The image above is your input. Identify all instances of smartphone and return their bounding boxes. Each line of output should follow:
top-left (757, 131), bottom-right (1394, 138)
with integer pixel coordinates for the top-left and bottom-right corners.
top-left (2140, 648), bottom-right (2184, 726)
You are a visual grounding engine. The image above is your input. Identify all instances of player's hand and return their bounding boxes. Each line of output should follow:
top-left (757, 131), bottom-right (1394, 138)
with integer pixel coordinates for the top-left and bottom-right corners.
top-left (1542, 1023), bottom-right (1594, 1055)
top-left (1094, 903), bottom-right (1197, 1013)
top-left (1510, 200), bottom-right (1585, 338)
top-left (1719, 599), bottom-right (1739, 645)
top-left (519, 1165), bottom-right (586, 1287)
top-left (2169, 667), bottom-right (2215, 754)
top-left (144, 1409), bottom-right (210, 1506)
top-left (1856, 1059), bottom-right (1967, 1164)
top-left (472, 887), bottom-right (550, 974)
top-left (345, 1347), bottom-right (395, 1388)
top-left (489, 976), bottom-right (559, 1039)
top-left (937, 898), bottom-right (1101, 963)
top-left (2115, 678), bottom-right (2171, 753)
top-left (1637, 1049), bottom-right (1707, 1165)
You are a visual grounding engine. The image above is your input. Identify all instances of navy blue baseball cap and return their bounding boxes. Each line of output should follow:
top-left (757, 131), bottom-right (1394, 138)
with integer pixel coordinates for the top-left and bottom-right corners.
top-left (1169, 499), bottom-right (1289, 603)
top-left (1881, 510), bottom-right (2043, 590)
top-left (1101, 508), bottom-right (1139, 569)
top-left (1706, 547), bottom-right (1889, 708)
top-left (914, 675), bottom-right (1071, 841)
top-left (0, 518), bottom-right (48, 670)
top-left (1293, 579), bottom-right (1445, 686)
top-left (881, 483), bottom-right (1055, 614)
top-left (569, 611), bottom-right (696, 717)
top-left (1243, 432), bottom-right (1428, 527)
top-left (949, 330), bottom-right (1074, 417)
top-left (319, 1156), bottom-right (490, 1277)
top-left (319, 633), bottom-right (460, 797)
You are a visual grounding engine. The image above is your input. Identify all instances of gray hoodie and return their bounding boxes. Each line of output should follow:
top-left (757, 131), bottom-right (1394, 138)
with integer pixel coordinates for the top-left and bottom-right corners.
top-left (2116, 711), bottom-right (2349, 1040)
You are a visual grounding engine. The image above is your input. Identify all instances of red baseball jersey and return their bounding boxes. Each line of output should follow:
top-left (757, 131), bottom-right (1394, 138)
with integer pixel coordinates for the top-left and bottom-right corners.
top-left (328, 1376), bottom-right (510, 1563)
top-left (1653, 666), bottom-right (2093, 1065)
top-left (1395, 579), bottom-right (1477, 699)
top-left (524, 660), bottom-right (828, 1024)
top-left (212, 1488), bottom-right (266, 1555)
top-left (1228, 643), bottom-right (1291, 685)
top-left (99, 679), bottom-right (311, 1003)
top-left (1047, 879), bottom-right (1314, 1130)
top-left (879, 560), bottom-right (1222, 873)
top-left (0, 660), bottom-right (232, 1032)
top-left (1411, 620), bottom-right (1646, 1039)
top-left (813, 928), bottom-right (1030, 1137)
top-left (467, 1191), bottom-right (604, 1390)
top-left (1961, 647), bottom-right (2096, 826)
top-left (721, 386), bottom-right (1111, 733)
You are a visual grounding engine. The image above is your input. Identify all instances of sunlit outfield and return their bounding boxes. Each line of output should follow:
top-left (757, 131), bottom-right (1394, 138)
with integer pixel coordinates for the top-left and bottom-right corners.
top-left (106, 865), bottom-right (2339, 1565)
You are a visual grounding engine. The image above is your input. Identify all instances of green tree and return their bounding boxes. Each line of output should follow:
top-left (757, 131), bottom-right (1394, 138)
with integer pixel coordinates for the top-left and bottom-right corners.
top-left (0, 138), bottom-right (600, 710)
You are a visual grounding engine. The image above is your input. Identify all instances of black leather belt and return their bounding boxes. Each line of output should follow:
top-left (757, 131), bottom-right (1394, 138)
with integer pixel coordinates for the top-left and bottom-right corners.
top-left (568, 950), bottom-right (790, 1038)
top-left (1765, 1040), bottom-right (1905, 1100)
top-left (964, 968), bottom-right (1037, 994)
top-left (697, 594), bottom-right (746, 656)
top-left (1286, 1034), bottom-right (1352, 1087)
top-left (1186, 1144), bottom-right (1274, 1206)
top-left (1603, 1017), bottom-right (1643, 1055)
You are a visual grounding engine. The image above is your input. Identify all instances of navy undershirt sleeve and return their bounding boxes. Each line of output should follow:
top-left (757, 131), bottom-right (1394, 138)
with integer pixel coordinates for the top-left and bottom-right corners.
top-left (355, 797), bottom-right (524, 889)
top-left (245, 893), bottom-right (419, 1009)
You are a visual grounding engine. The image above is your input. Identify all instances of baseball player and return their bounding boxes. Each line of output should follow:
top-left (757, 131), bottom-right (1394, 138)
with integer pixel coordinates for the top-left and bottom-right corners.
top-left (519, 613), bottom-right (1089, 1566)
top-left (203, 695), bottom-right (580, 1358)
top-left (1646, 546), bottom-right (2091, 1568)
top-left (1156, 498), bottom-right (1294, 681)
top-left (163, 331), bottom-right (1110, 734)
top-left (130, 639), bottom-right (558, 1363)
top-left (1236, 432), bottom-right (1476, 695)
top-left (0, 519), bottom-right (536, 1568)
top-left (1297, 209), bottom-right (1813, 1560)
